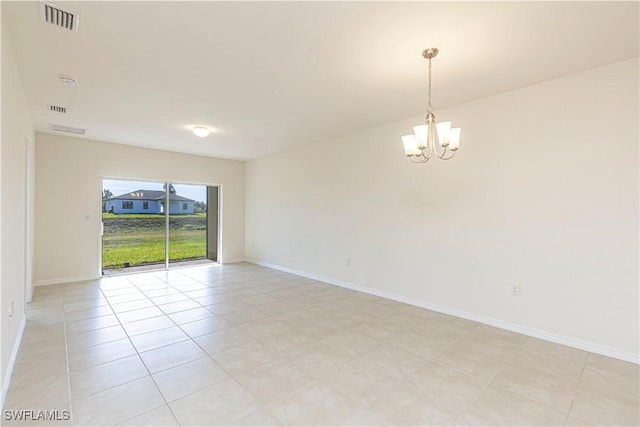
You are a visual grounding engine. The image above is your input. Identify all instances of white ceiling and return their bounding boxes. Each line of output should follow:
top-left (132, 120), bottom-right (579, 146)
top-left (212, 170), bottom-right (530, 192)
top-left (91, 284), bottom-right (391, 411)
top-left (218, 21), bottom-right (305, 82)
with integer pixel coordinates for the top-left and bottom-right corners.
top-left (4, 1), bottom-right (639, 161)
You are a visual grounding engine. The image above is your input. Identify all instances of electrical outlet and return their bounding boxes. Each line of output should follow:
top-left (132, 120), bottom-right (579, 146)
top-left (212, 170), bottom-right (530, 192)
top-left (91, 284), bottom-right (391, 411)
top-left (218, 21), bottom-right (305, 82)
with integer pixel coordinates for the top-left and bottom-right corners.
top-left (346, 257), bottom-right (351, 266)
top-left (8, 301), bottom-right (15, 318)
top-left (510, 285), bottom-right (521, 296)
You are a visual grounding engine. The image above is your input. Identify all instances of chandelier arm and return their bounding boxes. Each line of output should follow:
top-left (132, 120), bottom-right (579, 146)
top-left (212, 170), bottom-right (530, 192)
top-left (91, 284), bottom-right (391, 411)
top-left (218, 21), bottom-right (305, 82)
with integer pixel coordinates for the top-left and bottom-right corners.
top-left (432, 140), bottom-right (450, 159)
top-left (423, 145), bottom-right (433, 162)
top-left (439, 150), bottom-right (456, 160)
top-left (412, 151), bottom-right (431, 163)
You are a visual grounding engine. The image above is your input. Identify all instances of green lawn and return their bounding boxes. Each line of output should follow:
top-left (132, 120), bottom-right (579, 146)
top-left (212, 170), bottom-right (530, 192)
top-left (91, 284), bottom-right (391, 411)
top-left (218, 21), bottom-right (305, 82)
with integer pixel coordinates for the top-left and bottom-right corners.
top-left (102, 213), bottom-right (207, 269)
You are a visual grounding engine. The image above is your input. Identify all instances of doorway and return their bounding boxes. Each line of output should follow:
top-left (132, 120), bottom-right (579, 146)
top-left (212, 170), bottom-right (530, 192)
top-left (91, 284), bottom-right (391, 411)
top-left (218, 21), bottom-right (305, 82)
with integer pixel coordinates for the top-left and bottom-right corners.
top-left (101, 178), bottom-right (219, 275)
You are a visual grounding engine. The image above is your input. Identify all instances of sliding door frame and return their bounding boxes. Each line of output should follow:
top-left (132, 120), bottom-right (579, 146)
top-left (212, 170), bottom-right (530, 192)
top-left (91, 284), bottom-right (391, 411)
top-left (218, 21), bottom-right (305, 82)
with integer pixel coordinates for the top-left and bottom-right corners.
top-left (99, 176), bottom-right (222, 275)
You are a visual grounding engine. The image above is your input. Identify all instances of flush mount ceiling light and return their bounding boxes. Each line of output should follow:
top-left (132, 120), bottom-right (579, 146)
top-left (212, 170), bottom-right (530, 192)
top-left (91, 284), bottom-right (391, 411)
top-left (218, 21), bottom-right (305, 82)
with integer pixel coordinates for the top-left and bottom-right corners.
top-left (402, 48), bottom-right (461, 163)
top-left (192, 126), bottom-right (211, 137)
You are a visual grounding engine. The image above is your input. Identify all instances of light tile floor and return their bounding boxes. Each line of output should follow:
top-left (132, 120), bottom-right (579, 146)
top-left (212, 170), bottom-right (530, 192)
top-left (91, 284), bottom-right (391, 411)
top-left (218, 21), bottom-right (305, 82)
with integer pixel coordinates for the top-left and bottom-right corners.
top-left (2, 263), bottom-right (638, 426)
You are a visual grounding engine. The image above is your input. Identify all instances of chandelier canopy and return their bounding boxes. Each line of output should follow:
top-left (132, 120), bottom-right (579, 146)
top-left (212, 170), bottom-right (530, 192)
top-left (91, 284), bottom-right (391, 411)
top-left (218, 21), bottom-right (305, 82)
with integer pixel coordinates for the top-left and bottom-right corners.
top-left (402, 48), bottom-right (461, 163)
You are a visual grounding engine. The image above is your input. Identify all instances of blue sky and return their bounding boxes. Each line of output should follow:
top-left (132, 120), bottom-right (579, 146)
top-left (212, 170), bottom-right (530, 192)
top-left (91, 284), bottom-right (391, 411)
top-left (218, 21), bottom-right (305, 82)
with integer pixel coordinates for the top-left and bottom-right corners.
top-left (103, 179), bottom-right (207, 203)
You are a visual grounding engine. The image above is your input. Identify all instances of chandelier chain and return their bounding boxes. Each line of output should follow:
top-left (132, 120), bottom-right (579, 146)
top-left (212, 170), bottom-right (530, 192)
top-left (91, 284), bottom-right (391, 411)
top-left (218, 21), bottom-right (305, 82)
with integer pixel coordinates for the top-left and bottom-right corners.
top-left (427, 56), bottom-right (433, 113)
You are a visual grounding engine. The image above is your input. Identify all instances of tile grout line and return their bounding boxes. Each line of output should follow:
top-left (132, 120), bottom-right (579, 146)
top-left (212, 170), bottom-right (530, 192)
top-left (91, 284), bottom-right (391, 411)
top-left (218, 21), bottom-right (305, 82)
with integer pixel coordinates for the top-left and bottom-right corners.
top-left (16, 268), bottom-right (312, 425)
top-left (162, 280), bottom-right (306, 426)
top-left (110, 268), bottom-right (279, 424)
top-left (76, 275), bottom-right (177, 426)
top-left (62, 285), bottom-right (77, 427)
top-left (103, 275), bottom-right (185, 426)
top-left (563, 350), bottom-right (590, 426)
top-left (451, 334), bottom-right (530, 425)
top-left (24, 264), bottom-right (634, 426)
top-left (66, 275), bottom-right (455, 425)
top-left (160, 268), bottom-right (365, 425)
top-left (141, 267), bottom-right (309, 426)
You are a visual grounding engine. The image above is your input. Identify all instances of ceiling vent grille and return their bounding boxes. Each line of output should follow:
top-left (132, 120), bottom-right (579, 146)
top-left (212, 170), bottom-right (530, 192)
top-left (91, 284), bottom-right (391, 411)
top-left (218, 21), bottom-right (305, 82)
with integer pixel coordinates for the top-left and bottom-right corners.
top-left (50, 123), bottom-right (85, 135)
top-left (40, 1), bottom-right (79, 33)
top-left (48, 104), bottom-right (67, 114)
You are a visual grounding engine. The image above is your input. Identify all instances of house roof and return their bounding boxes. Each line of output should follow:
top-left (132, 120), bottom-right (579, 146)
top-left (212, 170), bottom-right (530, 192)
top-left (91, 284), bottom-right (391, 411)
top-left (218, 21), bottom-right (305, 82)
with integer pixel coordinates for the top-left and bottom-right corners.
top-left (108, 190), bottom-right (195, 202)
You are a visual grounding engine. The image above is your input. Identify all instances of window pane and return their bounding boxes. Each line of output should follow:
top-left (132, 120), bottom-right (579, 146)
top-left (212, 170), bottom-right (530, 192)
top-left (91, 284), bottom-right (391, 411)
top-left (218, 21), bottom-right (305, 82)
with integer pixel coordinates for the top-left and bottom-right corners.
top-left (168, 183), bottom-right (207, 266)
top-left (102, 179), bottom-right (166, 273)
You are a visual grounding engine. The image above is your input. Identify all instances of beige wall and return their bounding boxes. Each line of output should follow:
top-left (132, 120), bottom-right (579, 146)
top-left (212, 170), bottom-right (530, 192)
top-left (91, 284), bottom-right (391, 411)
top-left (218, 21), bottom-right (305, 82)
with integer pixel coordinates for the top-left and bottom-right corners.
top-left (1, 10), bottom-right (35, 404)
top-left (246, 59), bottom-right (639, 361)
top-left (35, 134), bottom-right (245, 284)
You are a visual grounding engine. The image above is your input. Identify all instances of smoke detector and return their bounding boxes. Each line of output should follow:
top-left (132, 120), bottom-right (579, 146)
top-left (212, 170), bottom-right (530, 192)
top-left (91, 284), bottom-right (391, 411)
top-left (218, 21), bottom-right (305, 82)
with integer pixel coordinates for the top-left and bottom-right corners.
top-left (40, 1), bottom-right (79, 33)
top-left (60, 75), bottom-right (77, 86)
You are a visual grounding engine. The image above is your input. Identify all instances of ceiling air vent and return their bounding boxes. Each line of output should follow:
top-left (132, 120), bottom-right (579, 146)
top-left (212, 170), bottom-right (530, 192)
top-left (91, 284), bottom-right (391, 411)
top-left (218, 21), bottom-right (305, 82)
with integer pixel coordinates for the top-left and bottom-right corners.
top-left (48, 104), bottom-right (67, 114)
top-left (40, 1), bottom-right (79, 33)
top-left (50, 123), bottom-right (85, 135)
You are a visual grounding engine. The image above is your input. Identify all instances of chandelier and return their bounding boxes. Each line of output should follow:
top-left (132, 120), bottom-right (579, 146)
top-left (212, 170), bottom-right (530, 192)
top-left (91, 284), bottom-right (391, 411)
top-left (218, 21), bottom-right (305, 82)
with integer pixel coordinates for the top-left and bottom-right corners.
top-left (402, 48), bottom-right (461, 163)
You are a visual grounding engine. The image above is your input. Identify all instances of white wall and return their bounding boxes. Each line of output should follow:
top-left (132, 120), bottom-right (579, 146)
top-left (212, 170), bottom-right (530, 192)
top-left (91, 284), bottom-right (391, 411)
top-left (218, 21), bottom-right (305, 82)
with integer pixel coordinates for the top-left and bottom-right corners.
top-left (246, 59), bottom-right (639, 361)
top-left (35, 134), bottom-right (245, 284)
top-left (1, 10), bottom-right (35, 405)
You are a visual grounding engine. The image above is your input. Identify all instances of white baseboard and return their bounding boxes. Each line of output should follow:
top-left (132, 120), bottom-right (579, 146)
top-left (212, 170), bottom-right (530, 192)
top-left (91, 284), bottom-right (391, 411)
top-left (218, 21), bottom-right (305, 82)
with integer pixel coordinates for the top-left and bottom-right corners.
top-left (220, 258), bottom-right (246, 264)
top-left (34, 275), bottom-right (99, 287)
top-left (249, 259), bottom-right (639, 365)
top-left (1, 314), bottom-right (26, 410)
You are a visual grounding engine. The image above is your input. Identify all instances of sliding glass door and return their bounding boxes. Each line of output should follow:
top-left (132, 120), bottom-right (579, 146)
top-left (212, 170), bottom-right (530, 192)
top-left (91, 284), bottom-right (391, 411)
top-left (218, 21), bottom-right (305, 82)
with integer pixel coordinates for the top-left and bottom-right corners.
top-left (102, 179), bottom-right (167, 272)
top-left (101, 178), bottom-right (218, 275)
top-left (168, 183), bottom-right (207, 267)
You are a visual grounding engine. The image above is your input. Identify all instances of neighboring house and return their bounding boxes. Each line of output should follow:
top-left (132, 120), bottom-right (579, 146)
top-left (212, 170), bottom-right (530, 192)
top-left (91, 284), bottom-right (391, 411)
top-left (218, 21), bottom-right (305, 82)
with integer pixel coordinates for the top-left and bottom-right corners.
top-left (105, 190), bottom-right (195, 214)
